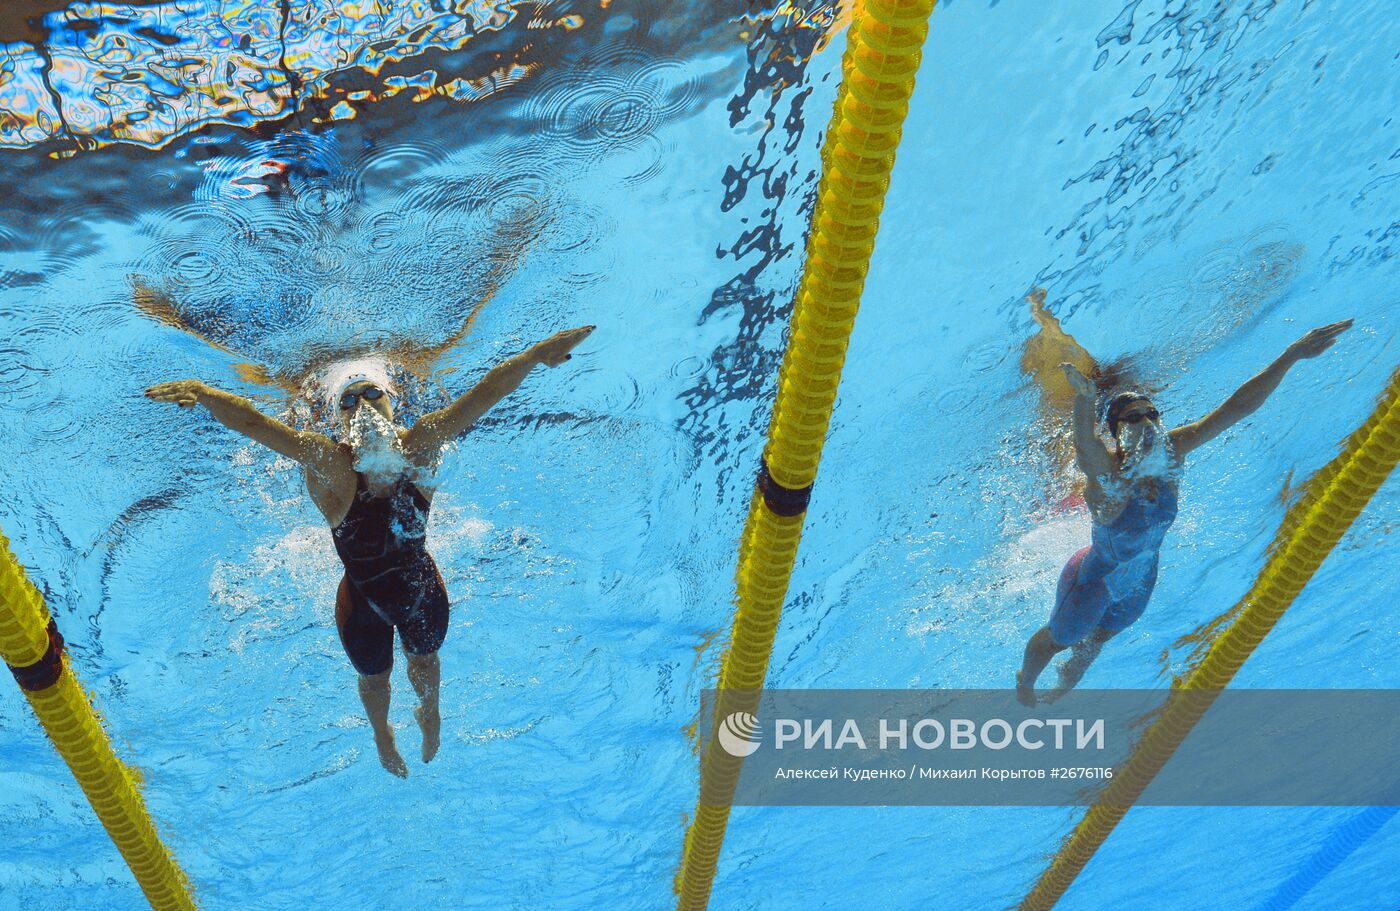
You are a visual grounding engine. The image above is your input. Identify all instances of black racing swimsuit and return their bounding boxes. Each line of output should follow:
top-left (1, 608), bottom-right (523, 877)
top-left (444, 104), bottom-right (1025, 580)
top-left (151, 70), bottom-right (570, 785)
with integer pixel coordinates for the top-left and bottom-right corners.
top-left (330, 470), bottom-right (450, 676)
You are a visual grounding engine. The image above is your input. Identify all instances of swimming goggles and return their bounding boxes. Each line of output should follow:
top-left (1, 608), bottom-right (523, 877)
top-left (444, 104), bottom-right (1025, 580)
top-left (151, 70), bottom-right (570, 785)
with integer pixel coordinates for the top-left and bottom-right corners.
top-left (339, 385), bottom-right (385, 410)
top-left (1119, 408), bottom-right (1160, 425)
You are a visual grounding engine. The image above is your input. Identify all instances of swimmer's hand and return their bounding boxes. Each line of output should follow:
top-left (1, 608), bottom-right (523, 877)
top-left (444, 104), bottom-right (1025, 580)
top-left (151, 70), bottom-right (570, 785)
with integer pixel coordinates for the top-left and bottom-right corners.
top-left (534, 325), bottom-right (596, 367)
top-left (1059, 362), bottom-right (1095, 398)
top-left (1026, 286), bottom-right (1047, 312)
top-left (1285, 319), bottom-right (1353, 361)
top-left (145, 380), bottom-right (207, 408)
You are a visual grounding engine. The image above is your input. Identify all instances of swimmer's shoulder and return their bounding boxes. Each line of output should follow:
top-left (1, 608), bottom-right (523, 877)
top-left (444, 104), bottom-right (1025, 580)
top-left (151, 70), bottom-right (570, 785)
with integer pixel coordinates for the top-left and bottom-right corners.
top-left (300, 436), bottom-right (356, 495)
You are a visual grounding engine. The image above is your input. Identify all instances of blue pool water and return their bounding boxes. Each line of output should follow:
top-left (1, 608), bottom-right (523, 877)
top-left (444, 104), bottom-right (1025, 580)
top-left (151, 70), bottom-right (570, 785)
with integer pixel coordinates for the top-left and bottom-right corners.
top-left (1, 1), bottom-right (1397, 909)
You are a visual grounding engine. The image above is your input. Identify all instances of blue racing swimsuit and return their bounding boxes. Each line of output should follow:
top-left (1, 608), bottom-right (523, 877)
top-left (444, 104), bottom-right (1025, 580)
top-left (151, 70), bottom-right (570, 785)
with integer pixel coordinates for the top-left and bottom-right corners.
top-left (1047, 477), bottom-right (1179, 646)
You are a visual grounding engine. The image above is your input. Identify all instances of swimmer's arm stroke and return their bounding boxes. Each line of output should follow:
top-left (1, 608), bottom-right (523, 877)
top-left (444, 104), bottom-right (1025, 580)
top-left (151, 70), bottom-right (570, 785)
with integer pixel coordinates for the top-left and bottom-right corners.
top-left (1168, 319), bottom-right (1353, 458)
top-left (401, 324), bottom-right (595, 464)
top-left (1060, 363), bottom-right (1115, 493)
top-left (144, 380), bottom-right (338, 467)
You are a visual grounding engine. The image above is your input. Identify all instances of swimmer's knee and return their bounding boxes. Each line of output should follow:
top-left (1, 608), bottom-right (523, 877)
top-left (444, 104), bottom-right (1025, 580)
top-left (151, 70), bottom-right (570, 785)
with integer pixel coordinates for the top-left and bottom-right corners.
top-left (359, 670), bottom-right (392, 689)
top-left (1034, 626), bottom-right (1073, 652)
top-left (1088, 627), bottom-right (1119, 645)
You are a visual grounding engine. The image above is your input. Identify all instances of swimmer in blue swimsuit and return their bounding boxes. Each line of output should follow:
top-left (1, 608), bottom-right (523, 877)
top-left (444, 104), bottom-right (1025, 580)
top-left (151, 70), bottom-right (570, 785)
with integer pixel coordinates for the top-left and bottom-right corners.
top-left (147, 324), bottom-right (594, 775)
top-left (1016, 317), bottom-right (1352, 706)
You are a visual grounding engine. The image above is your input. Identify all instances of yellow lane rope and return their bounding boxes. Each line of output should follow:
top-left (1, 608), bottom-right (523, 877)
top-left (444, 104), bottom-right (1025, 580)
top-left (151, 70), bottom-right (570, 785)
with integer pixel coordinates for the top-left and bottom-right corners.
top-left (1020, 364), bottom-right (1400, 911)
top-left (673, 2), bottom-right (938, 907)
top-left (0, 529), bottom-right (197, 911)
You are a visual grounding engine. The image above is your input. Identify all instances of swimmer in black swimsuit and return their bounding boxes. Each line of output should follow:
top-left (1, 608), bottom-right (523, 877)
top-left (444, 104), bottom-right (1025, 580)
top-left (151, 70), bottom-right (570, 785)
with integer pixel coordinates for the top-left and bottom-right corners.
top-left (146, 324), bottom-right (594, 776)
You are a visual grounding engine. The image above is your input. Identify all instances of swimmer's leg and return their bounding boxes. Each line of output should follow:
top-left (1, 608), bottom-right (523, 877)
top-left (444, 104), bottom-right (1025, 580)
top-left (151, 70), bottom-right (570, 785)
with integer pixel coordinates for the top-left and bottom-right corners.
top-left (399, 563), bottom-right (450, 764)
top-left (336, 576), bottom-right (408, 777)
top-left (1044, 557), bottom-right (1156, 702)
top-left (1044, 627), bottom-right (1116, 704)
top-left (1017, 626), bottom-right (1069, 708)
top-left (1020, 546), bottom-right (1102, 706)
top-left (406, 651), bottom-right (441, 764)
top-left (358, 671), bottom-right (409, 778)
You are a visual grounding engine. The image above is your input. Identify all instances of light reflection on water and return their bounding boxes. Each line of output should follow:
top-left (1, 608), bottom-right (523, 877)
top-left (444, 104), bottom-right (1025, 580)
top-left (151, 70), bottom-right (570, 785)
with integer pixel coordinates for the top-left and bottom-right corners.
top-left (0, 0), bottom-right (840, 154)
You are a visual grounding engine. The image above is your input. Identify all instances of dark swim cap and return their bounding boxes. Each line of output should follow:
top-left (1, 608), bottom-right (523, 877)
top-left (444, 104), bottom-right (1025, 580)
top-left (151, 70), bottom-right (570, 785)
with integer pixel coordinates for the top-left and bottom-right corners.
top-left (1102, 391), bottom-right (1153, 435)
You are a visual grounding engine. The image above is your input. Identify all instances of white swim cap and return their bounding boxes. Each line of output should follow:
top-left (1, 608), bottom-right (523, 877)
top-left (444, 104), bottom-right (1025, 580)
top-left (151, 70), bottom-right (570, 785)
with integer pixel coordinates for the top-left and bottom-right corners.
top-left (319, 359), bottom-right (398, 407)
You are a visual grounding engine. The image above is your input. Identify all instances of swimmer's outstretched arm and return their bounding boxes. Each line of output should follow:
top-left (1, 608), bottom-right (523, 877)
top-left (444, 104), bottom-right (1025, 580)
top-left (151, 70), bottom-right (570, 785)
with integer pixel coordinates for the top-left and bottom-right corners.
top-left (401, 325), bottom-right (595, 463)
top-left (145, 380), bottom-right (337, 466)
top-left (1168, 319), bottom-right (1353, 458)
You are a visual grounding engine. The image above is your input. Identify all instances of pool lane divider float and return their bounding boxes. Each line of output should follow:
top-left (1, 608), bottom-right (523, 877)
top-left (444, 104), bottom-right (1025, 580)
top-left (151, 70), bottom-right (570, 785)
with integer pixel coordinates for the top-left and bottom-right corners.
top-left (673, 1), bottom-right (938, 908)
top-left (1020, 364), bottom-right (1400, 911)
top-left (0, 530), bottom-right (197, 911)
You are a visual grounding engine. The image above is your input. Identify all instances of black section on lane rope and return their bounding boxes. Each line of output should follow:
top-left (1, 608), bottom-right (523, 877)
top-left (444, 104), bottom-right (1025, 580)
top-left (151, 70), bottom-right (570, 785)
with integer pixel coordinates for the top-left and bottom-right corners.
top-left (7, 619), bottom-right (65, 692)
top-left (757, 456), bottom-right (812, 517)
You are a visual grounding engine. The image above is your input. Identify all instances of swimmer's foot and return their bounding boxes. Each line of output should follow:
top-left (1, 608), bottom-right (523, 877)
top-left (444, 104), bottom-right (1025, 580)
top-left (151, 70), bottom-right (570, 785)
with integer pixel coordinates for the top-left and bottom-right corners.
top-left (1015, 670), bottom-right (1037, 708)
top-left (1044, 662), bottom-right (1083, 704)
top-left (415, 703), bottom-right (440, 764)
top-left (374, 731), bottom-right (409, 778)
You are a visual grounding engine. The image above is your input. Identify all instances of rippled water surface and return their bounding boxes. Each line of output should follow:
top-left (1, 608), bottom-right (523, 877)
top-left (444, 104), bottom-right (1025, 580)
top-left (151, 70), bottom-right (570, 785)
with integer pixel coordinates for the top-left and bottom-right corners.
top-left (1, 1), bottom-right (1397, 909)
